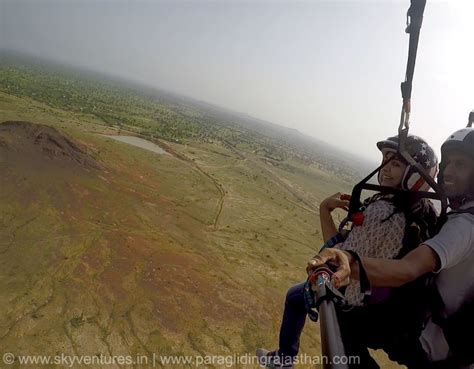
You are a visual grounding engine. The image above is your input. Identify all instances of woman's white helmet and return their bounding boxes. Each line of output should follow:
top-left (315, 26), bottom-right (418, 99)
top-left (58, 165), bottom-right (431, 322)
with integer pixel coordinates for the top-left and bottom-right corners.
top-left (376, 134), bottom-right (438, 191)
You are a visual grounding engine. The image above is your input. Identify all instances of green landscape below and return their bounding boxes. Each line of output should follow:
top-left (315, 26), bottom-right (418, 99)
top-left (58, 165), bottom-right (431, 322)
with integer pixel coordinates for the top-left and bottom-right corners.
top-left (0, 53), bottom-right (403, 368)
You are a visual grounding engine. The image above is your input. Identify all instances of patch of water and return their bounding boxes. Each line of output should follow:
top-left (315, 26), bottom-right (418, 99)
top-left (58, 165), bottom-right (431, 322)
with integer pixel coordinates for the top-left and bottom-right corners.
top-left (103, 135), bottom-right (169, 155)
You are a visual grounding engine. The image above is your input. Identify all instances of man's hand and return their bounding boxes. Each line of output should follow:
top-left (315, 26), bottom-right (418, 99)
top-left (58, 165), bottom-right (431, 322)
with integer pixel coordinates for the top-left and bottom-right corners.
top-left (307, 248), bottom-right (352, 288)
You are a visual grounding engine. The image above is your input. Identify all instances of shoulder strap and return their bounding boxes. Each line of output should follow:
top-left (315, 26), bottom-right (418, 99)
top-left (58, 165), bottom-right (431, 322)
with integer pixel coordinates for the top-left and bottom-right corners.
top-left (436, 206), bottom-right (474, 231)
top-left (345, 250), bottom-right (372, 304)
top-left (447, 207), bottom-right (474, 217)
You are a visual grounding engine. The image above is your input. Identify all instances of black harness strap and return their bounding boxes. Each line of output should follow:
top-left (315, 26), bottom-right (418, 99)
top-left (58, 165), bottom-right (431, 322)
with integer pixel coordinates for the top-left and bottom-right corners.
top-left (397, 0), bottom-right (449, 222)
top-left (400, 0), bottom-right (427, 105)
top-left (399, 0), bottom-right (426, 138)
top-left (345, 250), bottom-right (372, 304)
top-left (447, 207), bottom-right (474, 217)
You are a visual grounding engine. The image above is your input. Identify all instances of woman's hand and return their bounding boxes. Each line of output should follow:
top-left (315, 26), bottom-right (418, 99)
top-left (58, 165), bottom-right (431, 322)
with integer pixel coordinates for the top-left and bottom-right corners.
top-left (320, 192), bottom-right (351, 212)
top-left (306, 248), bottom-right (352, 288)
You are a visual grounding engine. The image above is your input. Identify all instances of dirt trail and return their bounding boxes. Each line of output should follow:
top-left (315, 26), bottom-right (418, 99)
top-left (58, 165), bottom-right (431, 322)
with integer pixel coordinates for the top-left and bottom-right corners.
top-left (135, 133), bottom-right (226, 230)
top-left (224, 142), bottom-right (318, 214)
top-left (149, 135), bottom-right (316, 226)
top-left (98, 125), bottom-right (315, 229)
top-left (94, 124), bottom-right (227, 230)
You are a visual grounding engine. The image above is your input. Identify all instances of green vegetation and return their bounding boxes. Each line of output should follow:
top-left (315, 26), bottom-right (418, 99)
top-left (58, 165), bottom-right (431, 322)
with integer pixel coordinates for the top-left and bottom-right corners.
top-left (0, 54), bottom-right (367, 183)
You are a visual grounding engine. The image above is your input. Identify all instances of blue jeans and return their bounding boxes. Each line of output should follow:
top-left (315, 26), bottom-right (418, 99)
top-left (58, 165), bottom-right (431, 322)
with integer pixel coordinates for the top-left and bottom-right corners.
top-left (278, 282), bottom-right (307, 358)
top-left (278, 282), bottom-right (380, 368)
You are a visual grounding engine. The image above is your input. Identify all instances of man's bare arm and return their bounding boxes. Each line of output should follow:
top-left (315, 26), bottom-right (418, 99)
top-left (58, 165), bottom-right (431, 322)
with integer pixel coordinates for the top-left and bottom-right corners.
top-left (350, 244), bottom-right (440, 287)
top-left (309, 244), bottom-right (440, 288)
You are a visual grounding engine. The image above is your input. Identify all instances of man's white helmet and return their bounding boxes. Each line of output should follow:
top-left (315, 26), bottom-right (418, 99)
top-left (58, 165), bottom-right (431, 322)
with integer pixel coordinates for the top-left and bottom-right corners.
top-left (439, 127), bottom-right (474, 199)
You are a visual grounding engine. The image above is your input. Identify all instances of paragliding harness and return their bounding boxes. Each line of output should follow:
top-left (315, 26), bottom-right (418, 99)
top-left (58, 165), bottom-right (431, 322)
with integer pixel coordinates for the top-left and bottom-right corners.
top-left (320, 0), bottom-right (446, 299)
top-left (431, 297), bottom-right (474, 367)
top-left (303, 1), bottom-right (449, 366)
top-left (420, 110), bottom-right (474, 367)
top-left (346, 0), bottom-right (447, 226)
top-left (426, 206), bottom-right (474, 366)
top-left (320, 0), bottom-right (447, 253)
top-left (314, 0), bottom-right (444, 302)
top-left (427, 113), bottom-right (474, 364)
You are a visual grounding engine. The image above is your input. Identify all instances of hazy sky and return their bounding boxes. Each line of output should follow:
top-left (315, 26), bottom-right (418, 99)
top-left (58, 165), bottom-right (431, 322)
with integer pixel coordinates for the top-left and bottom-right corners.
top-left (1, 0), bottom-right (472, 161)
